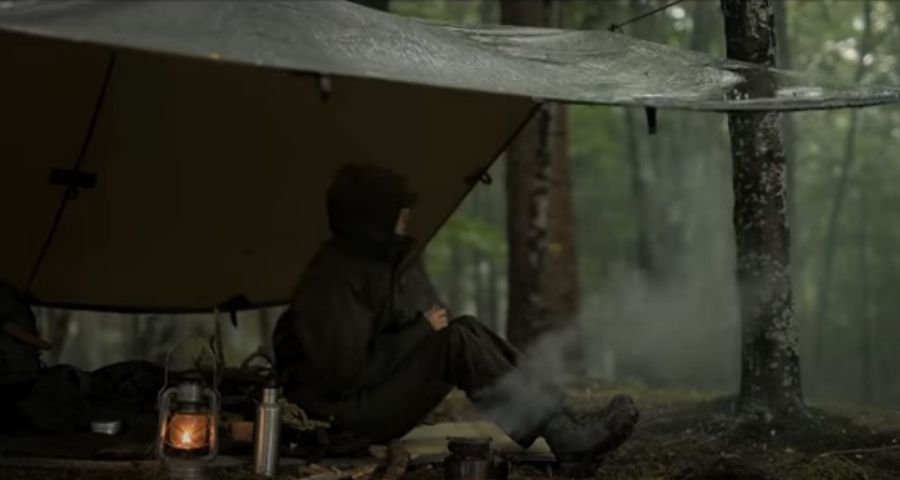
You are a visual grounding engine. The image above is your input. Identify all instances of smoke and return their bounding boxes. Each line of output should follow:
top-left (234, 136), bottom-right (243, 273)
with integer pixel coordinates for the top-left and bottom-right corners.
top-left (477, 260), bottom-right (741, 438)
top-left (580, 265), bottom-right (741, 391)
top-left (476, 327), bottom-right (580, 439)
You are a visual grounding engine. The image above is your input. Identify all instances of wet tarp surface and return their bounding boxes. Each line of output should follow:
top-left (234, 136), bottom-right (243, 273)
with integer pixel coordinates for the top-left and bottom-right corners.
top-left (0, 0), bottom-right (898, 312)
top-left (2, 0), bottom-right (899, 111)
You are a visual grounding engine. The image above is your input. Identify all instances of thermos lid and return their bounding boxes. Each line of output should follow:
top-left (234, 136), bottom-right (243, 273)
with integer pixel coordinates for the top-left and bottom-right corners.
top-left (447, 437), bottom-right (491, 457)
top-left (261, 386), bottom-right (280, 403)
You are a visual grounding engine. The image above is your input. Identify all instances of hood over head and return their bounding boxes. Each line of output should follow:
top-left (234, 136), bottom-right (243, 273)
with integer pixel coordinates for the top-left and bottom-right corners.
top-left (327, 165), bottom-right (417, 249)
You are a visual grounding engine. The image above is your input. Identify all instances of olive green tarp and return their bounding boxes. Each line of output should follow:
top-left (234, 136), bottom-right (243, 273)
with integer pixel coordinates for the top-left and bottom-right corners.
top-left (1, 0), bottom-right (898, 312)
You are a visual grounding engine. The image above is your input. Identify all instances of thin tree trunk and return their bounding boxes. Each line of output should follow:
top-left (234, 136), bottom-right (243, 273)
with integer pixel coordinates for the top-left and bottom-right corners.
top-left (502, 0), bottom-right (551, 349)
top-left (857, 184), bottom-right (874, 402)
top-left (501, 0), bottom-right (578, 349)
top-left (811, 0), bottom-right (871, 368)
top-left (690, 0), bottom-right (719, 52)
top-left (485, 257), bottom-right (500, 331)
top-left (468, 188), bottom-right (488, 323)
top-left (545, 100), bottom-right (579, 324)
top-left (447, 237), bottom-right (465, 311)
top-left (625, 107), bottom-right (653, 273)
top-left (721, 0), bottom-right (805, 419)
top-left (472, 248), bottom-right (485, 321)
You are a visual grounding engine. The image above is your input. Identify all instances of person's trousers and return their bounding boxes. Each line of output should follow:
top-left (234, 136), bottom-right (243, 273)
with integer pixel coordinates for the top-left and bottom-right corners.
top-left (303, 316), bottom-right (552, 444)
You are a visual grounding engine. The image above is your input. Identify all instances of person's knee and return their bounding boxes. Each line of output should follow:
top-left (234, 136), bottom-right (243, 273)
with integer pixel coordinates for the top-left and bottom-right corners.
top-left (452, 315), bottom-right (480, 331)
top-left (440, 318), bottom-right (470, 346)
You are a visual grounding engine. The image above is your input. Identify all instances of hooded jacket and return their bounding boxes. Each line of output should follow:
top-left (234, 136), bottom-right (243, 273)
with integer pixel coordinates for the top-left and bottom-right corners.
top-left (273, 166), bottom-right (433, 401)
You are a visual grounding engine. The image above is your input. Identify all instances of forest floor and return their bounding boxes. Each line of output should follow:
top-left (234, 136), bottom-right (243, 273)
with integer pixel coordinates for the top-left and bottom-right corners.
top-left (558, 383), bottom-right (900, 480)
top-left (1, 383), bottom-right (898, 480)
top-left (417, 382), bottom-right (900, 480)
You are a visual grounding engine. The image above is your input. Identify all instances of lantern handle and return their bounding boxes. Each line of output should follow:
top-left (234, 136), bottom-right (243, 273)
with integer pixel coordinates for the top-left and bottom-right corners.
top-left (160, 334), bottom-right (219, 391)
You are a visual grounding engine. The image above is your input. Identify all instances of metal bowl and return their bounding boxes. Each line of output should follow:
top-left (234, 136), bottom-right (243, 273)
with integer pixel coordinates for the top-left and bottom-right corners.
top-left (90, 420), bottom-right (123, 436)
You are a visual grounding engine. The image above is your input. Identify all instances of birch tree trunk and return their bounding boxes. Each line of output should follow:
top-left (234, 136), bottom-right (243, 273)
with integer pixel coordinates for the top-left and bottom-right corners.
top-left (721, 0), bottom-right (806, 418)
top-left (501, 0), bottom-right (578, 349)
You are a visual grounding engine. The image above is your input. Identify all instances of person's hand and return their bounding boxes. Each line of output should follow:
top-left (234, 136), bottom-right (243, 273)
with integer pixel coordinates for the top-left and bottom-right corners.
top-left (424, 305), bottom-right (449, 331)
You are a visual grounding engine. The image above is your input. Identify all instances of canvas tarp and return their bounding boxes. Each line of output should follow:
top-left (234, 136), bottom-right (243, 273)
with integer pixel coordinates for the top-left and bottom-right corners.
top-left (0, 0), bottom-right (898, 312)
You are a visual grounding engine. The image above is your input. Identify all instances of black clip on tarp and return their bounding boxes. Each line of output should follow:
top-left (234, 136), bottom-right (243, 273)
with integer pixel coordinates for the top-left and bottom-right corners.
top-left (219, 294), bottom-right (252, 327)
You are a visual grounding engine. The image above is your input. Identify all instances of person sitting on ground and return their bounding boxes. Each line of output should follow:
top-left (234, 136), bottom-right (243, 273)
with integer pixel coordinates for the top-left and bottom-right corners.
top-left (273, 165), bottom-right (638, 463)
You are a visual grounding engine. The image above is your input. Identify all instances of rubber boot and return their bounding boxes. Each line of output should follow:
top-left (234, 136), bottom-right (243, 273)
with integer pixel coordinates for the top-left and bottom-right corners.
top-left (542, 394), bottom-right (639, 475)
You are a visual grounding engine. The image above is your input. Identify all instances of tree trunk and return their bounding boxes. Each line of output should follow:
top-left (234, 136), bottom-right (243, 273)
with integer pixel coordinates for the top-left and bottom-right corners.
top-left (501, 0), bottom-right (578, 349)
top-left (625, 107), bottom-right (653, 273)
top-left (447, 237), bottom-right (465, 312)
top-left (721, 0), bottom-right (805, 419)
top-left (472, 248), bottom-right (486, 322)
top-left (468, 189), bottom-right (489, 324)
top-left (485, 256), bottom-right (500, 331)
top-left (857, 184), bottom-right (874, 402)
top-left (811, 0), bottom-right (871, 372)
top-left (690, 0), bottom-right (720, 52)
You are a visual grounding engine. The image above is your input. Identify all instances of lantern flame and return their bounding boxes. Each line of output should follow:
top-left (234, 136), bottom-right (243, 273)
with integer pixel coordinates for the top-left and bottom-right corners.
top-left (166, 413), bottom-right (210, 451)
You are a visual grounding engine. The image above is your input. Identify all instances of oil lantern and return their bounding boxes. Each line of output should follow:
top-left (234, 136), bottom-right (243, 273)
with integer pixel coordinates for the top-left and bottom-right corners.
top-left (157, 340), bottom-right (221, 480)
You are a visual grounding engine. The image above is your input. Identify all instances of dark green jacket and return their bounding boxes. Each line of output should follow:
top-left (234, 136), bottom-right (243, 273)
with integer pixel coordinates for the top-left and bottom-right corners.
top-left (273, 166), bottom-right (433, 400)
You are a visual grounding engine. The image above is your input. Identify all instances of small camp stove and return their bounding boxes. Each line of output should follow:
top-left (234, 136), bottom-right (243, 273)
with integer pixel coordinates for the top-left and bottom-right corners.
top-left (444, 437), bottom-right (508, 480)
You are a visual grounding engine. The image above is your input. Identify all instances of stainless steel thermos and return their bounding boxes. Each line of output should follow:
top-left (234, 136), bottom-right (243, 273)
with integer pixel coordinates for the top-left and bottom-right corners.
top-left (253, 384), bottom-right (282, 477)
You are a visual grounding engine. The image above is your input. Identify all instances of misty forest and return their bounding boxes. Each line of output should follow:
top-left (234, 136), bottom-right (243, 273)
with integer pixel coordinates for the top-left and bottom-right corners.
top-left (2, 1), bottom-right (900, 480)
